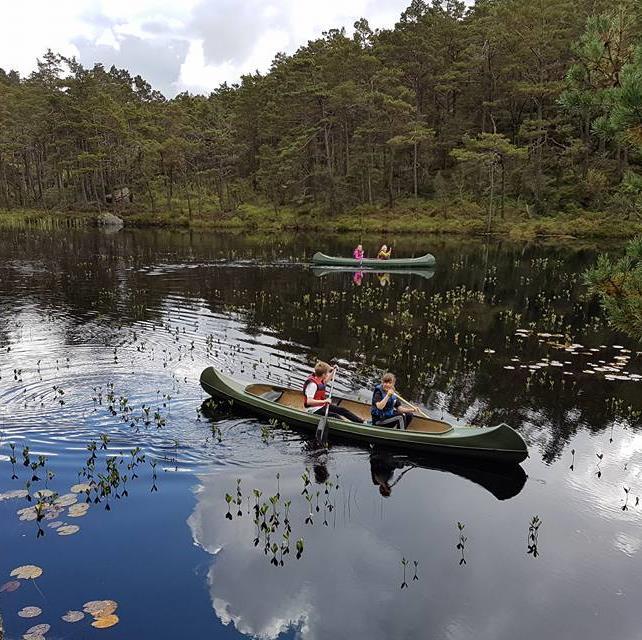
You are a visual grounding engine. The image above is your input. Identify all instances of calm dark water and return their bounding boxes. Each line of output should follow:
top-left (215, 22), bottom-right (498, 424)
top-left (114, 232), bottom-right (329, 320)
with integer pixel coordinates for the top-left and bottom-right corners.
top-left (0, 227), bottom-right (641, 640)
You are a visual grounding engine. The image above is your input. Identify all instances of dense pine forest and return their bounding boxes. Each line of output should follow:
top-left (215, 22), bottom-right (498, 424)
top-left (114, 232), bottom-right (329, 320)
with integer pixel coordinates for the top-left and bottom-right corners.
top-left (1, 0), bottom-right (641, 231)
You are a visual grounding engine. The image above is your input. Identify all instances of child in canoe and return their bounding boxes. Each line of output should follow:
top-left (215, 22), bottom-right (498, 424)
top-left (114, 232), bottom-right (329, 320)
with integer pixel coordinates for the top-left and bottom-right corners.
top-left (371, 372), bottom-right (415, 429)
top-left (377, 244), bottom-right (391, 260)
top-left (353, 244), bottom-right (365, 260)
top-left (303, 361), bottom-right (364, 423)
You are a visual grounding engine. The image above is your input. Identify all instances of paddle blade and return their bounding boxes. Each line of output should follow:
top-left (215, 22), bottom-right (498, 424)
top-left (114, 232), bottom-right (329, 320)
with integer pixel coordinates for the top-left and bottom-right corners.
top-left (315, 416), bottom-right (329, 446)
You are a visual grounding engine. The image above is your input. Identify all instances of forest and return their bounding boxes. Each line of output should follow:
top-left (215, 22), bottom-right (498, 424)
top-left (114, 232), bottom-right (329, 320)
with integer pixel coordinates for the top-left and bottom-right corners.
top-left (1, 0), bottom-right (641, 231)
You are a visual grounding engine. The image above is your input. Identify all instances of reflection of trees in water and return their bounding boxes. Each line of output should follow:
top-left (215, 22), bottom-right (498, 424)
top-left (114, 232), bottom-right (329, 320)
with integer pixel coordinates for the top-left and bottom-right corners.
top-left (1, 228), bottom-right (640, 463)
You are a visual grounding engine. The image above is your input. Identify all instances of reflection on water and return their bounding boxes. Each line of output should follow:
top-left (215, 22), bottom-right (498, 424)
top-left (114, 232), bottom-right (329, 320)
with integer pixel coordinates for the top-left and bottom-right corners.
top-left (0, 227), bottom-right (641, 639)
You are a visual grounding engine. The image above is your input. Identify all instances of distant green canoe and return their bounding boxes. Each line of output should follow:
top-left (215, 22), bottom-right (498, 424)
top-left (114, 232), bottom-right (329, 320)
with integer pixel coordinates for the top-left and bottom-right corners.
top-left (312, 251), bottom-right (436, 268)
top-left (200, 367), bottom-right (528, 464)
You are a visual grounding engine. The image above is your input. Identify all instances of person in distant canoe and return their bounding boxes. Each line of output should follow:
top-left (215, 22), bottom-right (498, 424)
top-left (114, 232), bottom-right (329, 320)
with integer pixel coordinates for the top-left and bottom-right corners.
top-left (377, 244), bottom-right (392, 260)
top-left (303, 361), bottom-right (364, 423)
top-left (371, 372), bottom-right (415, 430)
top-left (353, 244), bottom-right (365, 261)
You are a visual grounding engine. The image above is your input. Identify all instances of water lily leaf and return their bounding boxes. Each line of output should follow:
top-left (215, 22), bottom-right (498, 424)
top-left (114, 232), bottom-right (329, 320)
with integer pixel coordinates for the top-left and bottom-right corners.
top-left (91, 614), bottom-right (119, 628)
top-left (47, 521), bottom-right (63, 529)
top-left (17, 506), bottom-right (38, 522)
top-left (0, 489), bottom-right (28, 501)
top-left (57, 524), bottom-right (80, 536)
top-left (62, 610), bottom-right (85, 623)
top-left (54, 493), bottom-right (78, 507)
top-left (24, 623), bottom-right (50, 635)
top-left (0, 580), bottom-right (21, 592)
top-left (22, 633), bottom-right (45, 640)
top-left (83, 600), bottom-right (118, 617)
top-left (68, 503), bottom-right (90, 518)
top-left (10, 565), bottom-right (42, 579)
top-left (33, 490), bottom-right (54, 499)
top-left (18, 606), bottom-right (42, 618)
top-left (43, 507), bottom-right (64, 520)
top-left (70, 483), bottom-right (91, 494)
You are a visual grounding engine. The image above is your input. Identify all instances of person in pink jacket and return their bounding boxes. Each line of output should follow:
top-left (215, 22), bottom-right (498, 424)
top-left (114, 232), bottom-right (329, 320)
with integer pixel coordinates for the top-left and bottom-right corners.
top-left (353, 244), bottom-right (364, 260)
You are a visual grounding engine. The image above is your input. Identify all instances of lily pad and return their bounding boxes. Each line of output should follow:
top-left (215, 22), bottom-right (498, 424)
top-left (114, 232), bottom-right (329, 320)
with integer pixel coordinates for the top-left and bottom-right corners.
top-left (17, 506), bottom-right (38, 522)
top-left (33, 490), bottom-right (54, 499)
top-left (0, 489), bottom-right (28, 501)
top-left (47, 521), bottom-right (63, 529)
top-left (62, 610), bottom-right (85, 623)
top-left (70, 483), bottom-right (91, 494)
top-left (83, 600), bottom-right (118, 617)
top-left (57, 524), bottom-right (80, 536)
top-left (91, 613), bottom-right (119, 628)
top-left (10, 565), bottom-right (42, 580)
top-left (68, 503), bottom-right (90, 518)
top-left (24, 623), bottom-right (50, 636)
top-left (18, 606), bottom-right (42, 618)
top-left (0, 580), bottom-right (21, 592)
top-left (54, 493), bottom-right (78, 507)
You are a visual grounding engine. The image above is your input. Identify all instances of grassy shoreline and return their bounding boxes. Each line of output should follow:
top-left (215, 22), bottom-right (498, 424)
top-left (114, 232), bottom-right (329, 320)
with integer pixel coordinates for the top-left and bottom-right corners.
top-left (1, 203), bottom-right (641, 240)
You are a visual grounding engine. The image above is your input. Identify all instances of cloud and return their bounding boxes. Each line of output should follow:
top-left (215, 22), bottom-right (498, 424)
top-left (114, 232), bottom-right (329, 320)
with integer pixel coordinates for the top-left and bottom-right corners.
top-left (0, 0), bottom-right (410, 95)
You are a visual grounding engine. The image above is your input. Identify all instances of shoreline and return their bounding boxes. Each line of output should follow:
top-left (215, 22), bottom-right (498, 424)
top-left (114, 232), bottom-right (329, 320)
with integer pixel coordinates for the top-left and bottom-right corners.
top-left (1, 206), bottom-right (640, 241)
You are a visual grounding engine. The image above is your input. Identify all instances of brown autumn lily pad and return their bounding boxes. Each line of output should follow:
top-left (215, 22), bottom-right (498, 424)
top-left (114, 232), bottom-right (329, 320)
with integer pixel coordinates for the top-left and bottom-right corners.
top-left (57, 524), bottom-right (80, 536)
top-left (33, 490), bottom-right (54, 499)
top-left (10, 565), bottom-right (42, 580)
top-left (18, 606), bottom-right (42, 618)
top-left (91, 614), bottom-right (119, 628)
top-left (17, 506), bottom-right (38, 522)
top-left (70, 483), bottom-right (91, 494)
top-left (23, 623), bottom-right (50, 636)
top-left (83, 600), bottom-right (118, 617)
top-left (47, 521), bottom-right (63, 529)
top-left (62, 610), bottom-right (85, 623)
top-left (0, 580), bottom-right (21, 592)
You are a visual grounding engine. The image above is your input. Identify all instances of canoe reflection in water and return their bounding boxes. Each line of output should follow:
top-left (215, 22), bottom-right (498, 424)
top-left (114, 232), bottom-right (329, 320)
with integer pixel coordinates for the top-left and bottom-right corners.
top-left (304, 445), bottom-right (527, 502)
top-left (368, 449), bottom-right (527, 501)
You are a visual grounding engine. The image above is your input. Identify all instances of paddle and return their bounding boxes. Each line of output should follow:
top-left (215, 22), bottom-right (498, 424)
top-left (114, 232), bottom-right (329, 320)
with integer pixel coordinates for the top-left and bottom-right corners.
top-left (393, 390), bottom-right (431, 420)
top-left (315, 366), bottom-right (337, 446)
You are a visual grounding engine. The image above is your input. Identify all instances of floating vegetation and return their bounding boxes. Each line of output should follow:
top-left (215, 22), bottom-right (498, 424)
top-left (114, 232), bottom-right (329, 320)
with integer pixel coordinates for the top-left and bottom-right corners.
top-left (527, 516), bottom-right (542, 558)
top-left (17, 607), bottom-right (42, 618)
top-left (61, 611), bottom-right (85, 623)
top-left (10, 566), bottom-right (42, 580)
top-left (456, 522), bottom-right (468, 566)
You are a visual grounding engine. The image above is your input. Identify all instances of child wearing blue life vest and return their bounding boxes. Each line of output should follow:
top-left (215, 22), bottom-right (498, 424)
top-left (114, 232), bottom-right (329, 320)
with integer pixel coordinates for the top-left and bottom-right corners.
top-left (371, 372), bottom-right (415, 429)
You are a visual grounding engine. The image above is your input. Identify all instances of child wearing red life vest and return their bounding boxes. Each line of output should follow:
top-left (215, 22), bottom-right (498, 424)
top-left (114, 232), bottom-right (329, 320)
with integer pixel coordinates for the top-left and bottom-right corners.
top-left (303, 361), bottom-right (364, 423)
top-left (353, 244), bottom-right (364, 260)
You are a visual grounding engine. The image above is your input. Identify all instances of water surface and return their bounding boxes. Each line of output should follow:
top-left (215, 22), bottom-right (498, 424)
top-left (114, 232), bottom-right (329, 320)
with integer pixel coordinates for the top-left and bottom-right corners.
top-left (0, 228), bottom-right (640, 639)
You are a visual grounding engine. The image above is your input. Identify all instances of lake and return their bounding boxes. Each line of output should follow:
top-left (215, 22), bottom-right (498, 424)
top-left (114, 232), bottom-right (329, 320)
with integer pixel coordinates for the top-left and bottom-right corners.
top-left (0, 226), bottom-right (640, 640)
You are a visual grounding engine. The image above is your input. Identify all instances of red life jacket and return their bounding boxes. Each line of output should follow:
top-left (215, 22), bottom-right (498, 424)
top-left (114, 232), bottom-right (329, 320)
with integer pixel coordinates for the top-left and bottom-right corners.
top-left (303, 375), bottom-right (326, 407)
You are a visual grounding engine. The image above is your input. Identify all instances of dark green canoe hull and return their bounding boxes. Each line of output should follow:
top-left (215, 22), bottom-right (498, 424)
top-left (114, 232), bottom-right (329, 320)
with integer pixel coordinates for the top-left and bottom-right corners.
top-left (199, 367), bottom-right (528, 464)
top-left (312, 252), bottom-right (436, 268)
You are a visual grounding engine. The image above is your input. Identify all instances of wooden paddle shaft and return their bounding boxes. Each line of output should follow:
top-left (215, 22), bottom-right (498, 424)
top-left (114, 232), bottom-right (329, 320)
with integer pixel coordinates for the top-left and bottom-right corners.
top-left (394, 391), bottom-right (431, 420)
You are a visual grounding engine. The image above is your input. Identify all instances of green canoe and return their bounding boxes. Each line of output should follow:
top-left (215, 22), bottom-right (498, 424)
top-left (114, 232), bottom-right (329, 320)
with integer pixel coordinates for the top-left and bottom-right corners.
top-left (200, 367), bottom-right (528, 463)
top-left (312, 251), bottom-right (436, 269)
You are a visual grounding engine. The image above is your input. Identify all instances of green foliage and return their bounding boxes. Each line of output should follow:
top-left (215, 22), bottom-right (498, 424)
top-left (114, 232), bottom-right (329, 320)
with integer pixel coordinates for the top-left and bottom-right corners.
top-left (585, 236), bottom-right (642, 339)
top-left (0, 1), bottom-right (641, 223)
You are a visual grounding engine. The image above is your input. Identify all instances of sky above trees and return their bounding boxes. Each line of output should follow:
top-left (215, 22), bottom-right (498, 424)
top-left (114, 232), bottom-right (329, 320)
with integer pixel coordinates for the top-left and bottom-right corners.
top-left (0, 0), bottom-right (409, 96)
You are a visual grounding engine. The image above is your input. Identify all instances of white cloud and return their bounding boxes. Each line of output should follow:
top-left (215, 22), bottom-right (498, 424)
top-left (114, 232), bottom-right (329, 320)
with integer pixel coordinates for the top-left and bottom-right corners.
top-left (0, 0), bottom-right (410, 94)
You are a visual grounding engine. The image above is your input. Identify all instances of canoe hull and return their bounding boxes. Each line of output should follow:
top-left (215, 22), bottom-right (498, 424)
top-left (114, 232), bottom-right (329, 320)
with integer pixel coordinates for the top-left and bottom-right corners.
top-left (311, 252), bottom-right (436, 269)
top-left (200, 367), bottom-right (528, 464)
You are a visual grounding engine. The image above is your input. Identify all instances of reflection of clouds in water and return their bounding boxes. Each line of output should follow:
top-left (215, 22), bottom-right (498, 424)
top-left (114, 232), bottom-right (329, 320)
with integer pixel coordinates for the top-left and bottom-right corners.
top-left (188, 450), bottom-right (642, 640)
